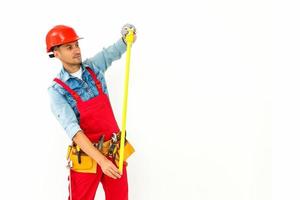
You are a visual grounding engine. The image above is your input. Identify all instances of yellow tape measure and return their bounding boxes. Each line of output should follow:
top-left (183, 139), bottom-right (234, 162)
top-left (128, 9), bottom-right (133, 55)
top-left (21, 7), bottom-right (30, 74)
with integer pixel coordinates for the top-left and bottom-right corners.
top-left (118, 29), bottom-right (134, 173)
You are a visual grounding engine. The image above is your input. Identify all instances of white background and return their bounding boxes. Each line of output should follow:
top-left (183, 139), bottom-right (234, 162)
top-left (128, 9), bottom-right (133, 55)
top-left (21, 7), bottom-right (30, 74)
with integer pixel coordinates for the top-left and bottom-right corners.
top-left (0, 0), bottom-right (297, 199)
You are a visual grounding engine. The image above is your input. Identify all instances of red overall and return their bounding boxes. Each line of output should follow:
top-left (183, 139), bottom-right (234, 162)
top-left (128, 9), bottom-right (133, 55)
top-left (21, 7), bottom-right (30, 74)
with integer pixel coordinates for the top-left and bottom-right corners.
top-left (54, 67), bottom-right (128, 200)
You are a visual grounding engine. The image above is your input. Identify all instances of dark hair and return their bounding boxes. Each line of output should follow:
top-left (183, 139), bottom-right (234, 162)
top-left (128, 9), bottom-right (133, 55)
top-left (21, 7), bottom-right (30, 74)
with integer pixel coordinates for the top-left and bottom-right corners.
top-left (48, 45), bottom-right (61, 58)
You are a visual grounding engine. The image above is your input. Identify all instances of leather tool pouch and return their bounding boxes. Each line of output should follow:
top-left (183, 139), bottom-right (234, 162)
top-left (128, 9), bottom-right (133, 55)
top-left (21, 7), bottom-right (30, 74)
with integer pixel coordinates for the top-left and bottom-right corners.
top-left (66, 145), bottom-right (97, 174)
top-left (66, 139), bottom-right (135, 174)
top-left (114, 140), bottom-right (135, 167)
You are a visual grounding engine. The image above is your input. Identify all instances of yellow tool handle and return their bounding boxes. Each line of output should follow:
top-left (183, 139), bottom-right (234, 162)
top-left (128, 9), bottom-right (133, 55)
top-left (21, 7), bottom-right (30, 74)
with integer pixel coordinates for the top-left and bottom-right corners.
top-left (76, 145), bottom-right (80, 152)
top-left (119, 29), bottom-right (134, 173)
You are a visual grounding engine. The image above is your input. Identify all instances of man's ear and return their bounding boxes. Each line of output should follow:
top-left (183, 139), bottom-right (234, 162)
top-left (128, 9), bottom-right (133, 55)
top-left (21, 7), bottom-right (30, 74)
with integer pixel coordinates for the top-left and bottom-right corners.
top-left (53, 49), bottom-right (59, 58)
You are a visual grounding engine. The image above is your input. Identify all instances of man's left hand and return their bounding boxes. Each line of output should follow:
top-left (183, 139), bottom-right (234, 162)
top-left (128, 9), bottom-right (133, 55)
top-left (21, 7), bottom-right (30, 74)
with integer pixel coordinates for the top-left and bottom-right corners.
top-left (121, 23), bottom-right (137, 44)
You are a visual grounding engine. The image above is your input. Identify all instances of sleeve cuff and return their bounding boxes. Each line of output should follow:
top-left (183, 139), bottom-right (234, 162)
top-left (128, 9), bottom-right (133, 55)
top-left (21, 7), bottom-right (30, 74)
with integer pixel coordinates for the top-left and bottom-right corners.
top-left (116, 38), bottom-right (127, 54)
top-left (66, 123), bottom-right (82, 140)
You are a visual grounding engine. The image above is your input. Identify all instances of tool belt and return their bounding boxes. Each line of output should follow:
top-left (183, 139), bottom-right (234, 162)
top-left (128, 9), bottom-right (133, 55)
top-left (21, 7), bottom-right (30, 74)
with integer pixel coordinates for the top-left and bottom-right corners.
top-left (66, 132), bottom-right (135, 174)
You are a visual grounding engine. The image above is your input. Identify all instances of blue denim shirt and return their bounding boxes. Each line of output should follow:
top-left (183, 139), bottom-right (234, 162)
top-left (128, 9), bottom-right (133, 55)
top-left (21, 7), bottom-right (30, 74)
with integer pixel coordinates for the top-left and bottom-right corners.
top-left (48, 38), bottom-right (126, 140)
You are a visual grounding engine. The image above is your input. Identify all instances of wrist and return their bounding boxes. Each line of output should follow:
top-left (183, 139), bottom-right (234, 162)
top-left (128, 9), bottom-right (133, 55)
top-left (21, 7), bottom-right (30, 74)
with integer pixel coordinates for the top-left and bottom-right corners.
top-left (96, 152), bottom-right (107, 165)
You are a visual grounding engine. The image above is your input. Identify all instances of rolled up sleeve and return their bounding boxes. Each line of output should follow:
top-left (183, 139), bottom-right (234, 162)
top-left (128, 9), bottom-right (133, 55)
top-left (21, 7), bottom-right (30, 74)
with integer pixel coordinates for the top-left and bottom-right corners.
top-left (48, 87), bottom-right (81, 140)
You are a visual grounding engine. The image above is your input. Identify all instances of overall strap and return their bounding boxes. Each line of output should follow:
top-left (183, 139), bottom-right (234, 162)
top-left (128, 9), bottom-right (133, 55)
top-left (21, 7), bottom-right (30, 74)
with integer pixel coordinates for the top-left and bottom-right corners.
top-left (86, 67), bottom-right (104, 95)
top-left (53, 78), bottom-right (82, 102)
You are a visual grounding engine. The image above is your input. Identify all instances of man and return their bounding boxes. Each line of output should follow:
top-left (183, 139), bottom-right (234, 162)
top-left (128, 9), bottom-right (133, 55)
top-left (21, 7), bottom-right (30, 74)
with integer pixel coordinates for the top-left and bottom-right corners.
top-left (47, 24), bottom-right (136, 200)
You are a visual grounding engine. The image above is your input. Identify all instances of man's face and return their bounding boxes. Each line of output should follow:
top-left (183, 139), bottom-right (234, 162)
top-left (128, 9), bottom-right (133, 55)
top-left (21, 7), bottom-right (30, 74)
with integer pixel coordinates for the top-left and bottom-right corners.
top-left (54, 41), bottom-right (82, 65)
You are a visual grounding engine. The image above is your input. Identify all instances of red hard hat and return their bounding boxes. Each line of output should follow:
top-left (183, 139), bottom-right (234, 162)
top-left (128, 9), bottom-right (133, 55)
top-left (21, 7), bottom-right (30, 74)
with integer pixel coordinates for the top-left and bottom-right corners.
top-left (45, 25), bottom-right (82, 53)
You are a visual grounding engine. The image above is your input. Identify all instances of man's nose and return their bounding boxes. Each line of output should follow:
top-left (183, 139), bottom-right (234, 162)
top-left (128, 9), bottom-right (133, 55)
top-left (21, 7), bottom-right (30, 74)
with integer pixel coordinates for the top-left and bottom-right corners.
top-left (73, 46), bottom-right (81, 54)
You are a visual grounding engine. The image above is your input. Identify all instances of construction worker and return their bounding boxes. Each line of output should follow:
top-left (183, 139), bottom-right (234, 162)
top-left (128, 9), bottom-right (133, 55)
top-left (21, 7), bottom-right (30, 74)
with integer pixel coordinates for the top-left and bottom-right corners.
top-left (46, 24), bottom-right (136, 200)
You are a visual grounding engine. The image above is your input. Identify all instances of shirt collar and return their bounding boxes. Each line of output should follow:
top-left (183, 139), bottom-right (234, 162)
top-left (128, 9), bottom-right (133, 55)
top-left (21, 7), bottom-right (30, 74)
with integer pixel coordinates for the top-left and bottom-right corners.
top-left (59, 64), bottom-right (89, 82)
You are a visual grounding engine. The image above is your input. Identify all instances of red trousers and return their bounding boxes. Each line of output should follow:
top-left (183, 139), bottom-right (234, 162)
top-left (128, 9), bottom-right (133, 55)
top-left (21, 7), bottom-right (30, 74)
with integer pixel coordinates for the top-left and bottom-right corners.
top-left (69, 164), bottom-right (128, 200)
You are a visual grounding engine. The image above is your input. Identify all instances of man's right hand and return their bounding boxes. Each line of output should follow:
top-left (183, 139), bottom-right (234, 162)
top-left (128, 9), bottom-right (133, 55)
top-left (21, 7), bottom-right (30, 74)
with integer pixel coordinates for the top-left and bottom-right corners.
top-left (73, 131), bottom-right (122, 179)
top-left (98, 157), bottom-right (122, 179)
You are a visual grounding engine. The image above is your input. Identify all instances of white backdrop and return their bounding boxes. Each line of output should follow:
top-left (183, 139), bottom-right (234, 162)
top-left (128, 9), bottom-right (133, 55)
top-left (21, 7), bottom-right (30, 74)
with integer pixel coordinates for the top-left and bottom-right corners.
top-left (0, 0), bottom-right (294, 199)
